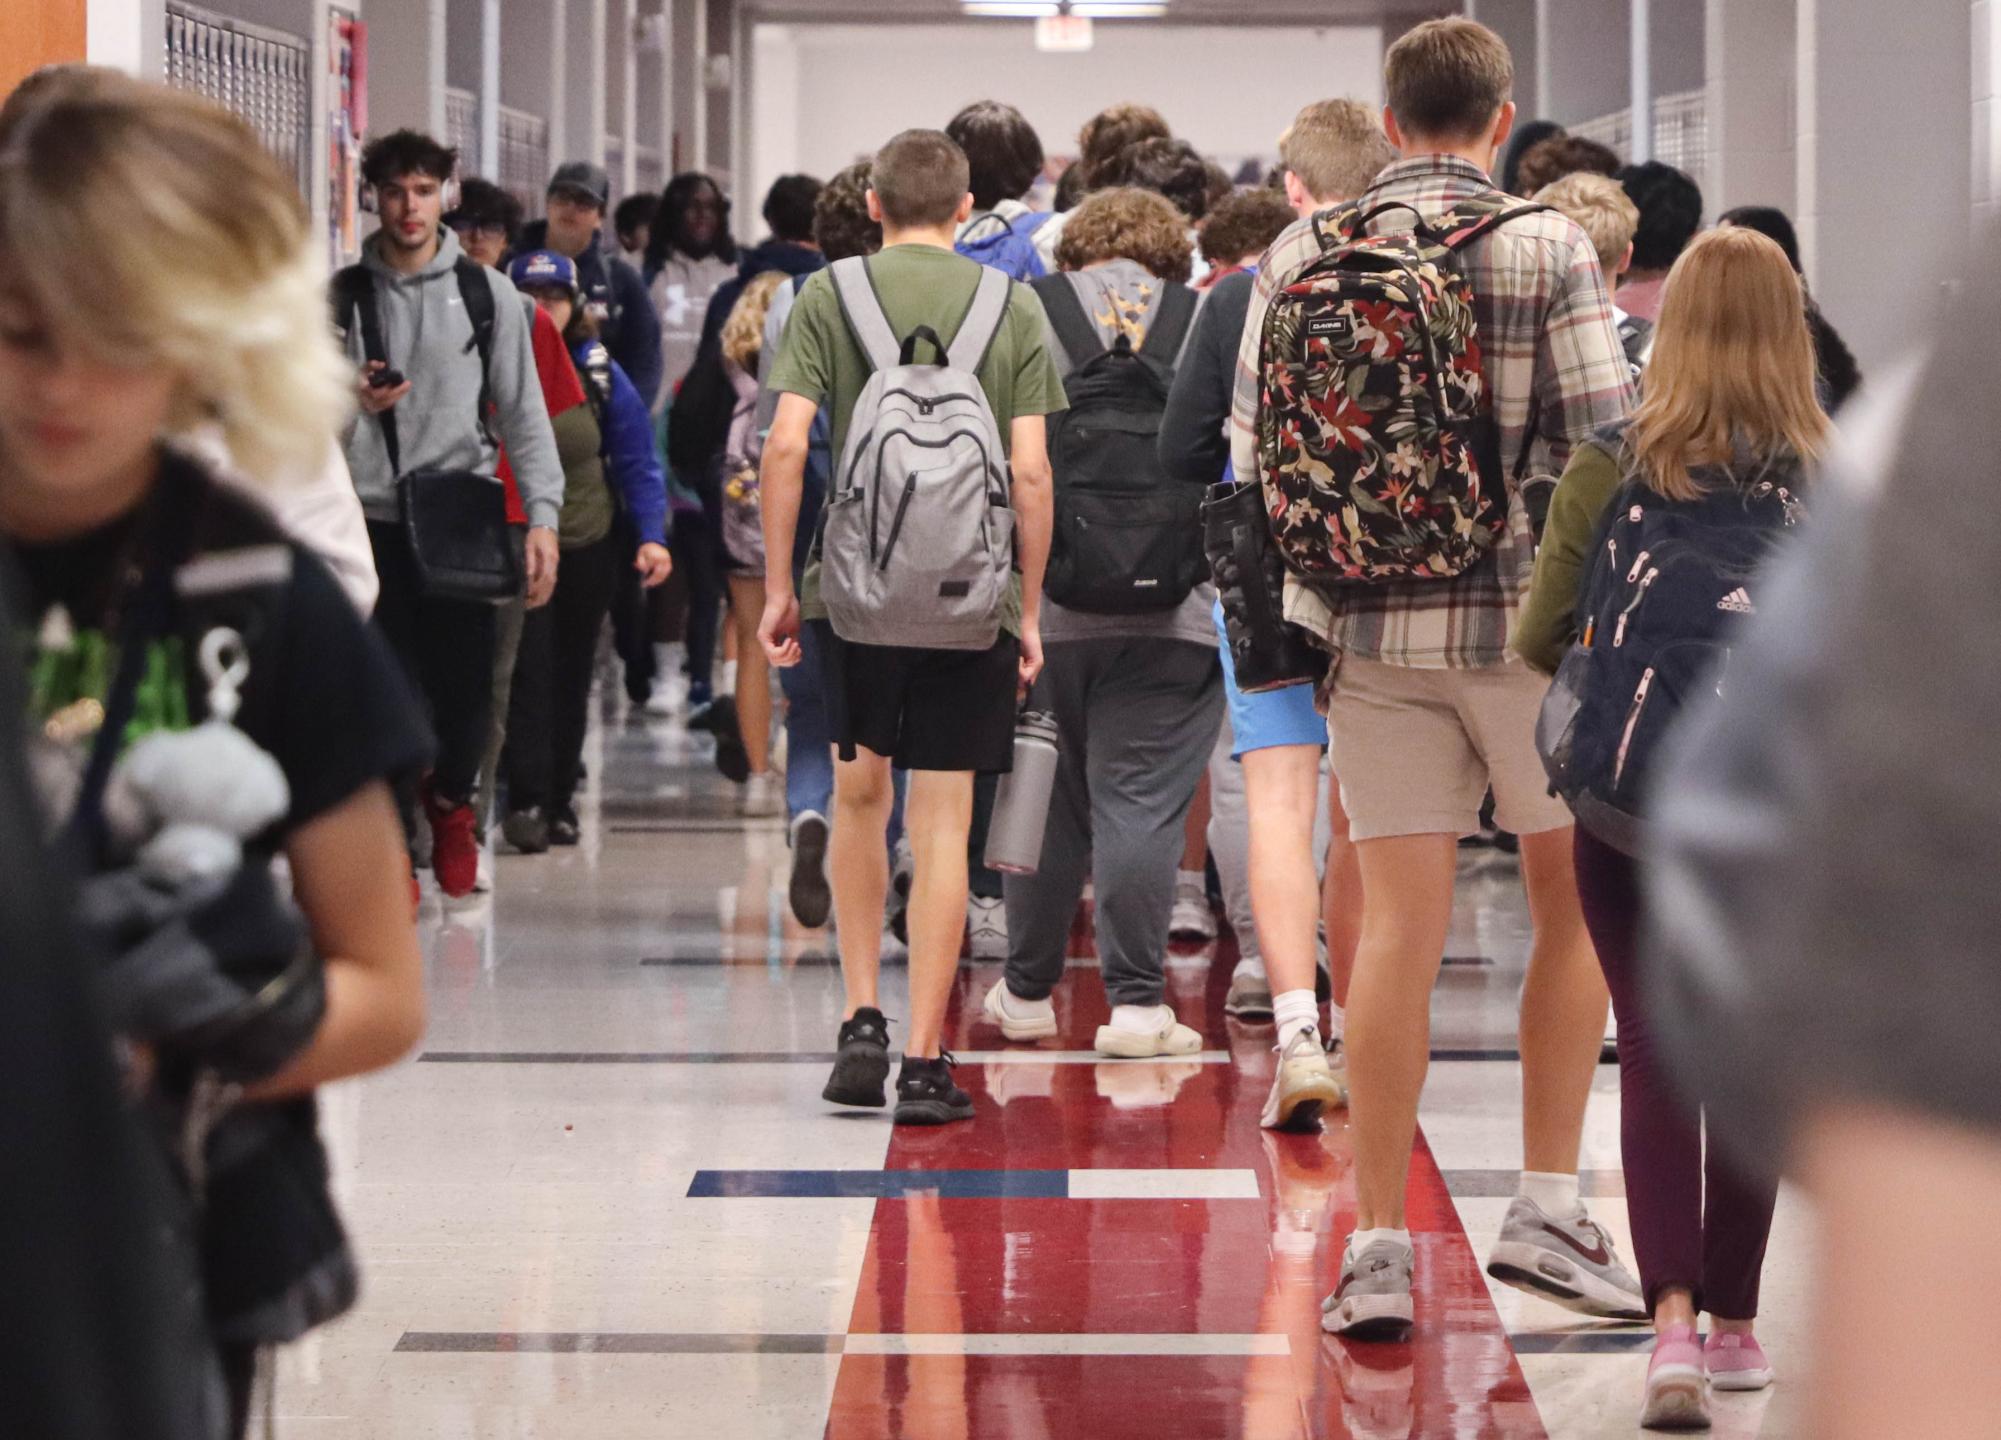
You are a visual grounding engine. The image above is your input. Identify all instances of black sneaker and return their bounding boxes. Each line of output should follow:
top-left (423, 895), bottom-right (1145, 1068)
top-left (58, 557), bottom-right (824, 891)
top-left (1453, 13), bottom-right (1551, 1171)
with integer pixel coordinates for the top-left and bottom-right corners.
top-left (893, 1052), bottom-right (974, 1126)
top-left (788, 812), bottom-right (832, 928)
top-left (710, 697), bottom-right (750, 783)
top-left (822, 1007), bottom-right (891, 1108)
top-left (502, 807), bottom-right (550, 855)
top-left (549, 805), bottom-right (581, 847)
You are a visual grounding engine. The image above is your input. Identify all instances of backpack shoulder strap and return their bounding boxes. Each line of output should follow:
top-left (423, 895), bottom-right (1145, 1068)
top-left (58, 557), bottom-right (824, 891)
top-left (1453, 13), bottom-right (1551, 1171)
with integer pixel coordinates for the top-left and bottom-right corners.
top-left (1030, 273), bottom-right (1104, 369)
top-left (829, 256), bottom-right (902, 375)
top-left (332, 265), bottom-right (402, 477)
top-left (1438, 198), bottom-right (1553, 253)
top-left (1138, 282), bottom-right (1197, 363)
top-left (947, 264), bottom-right (1014, 374)
top-left (455, 258), bottom-right (497, 430)
top-left (958, 211), bottom-right (1011, 246)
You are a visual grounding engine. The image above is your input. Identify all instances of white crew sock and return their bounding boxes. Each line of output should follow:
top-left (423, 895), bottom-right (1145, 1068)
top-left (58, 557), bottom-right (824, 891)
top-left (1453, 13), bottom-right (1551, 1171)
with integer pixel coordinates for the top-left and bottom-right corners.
top-left (1348, 1226), bottom-right (1412, 1258)
top-left (1520, 1170), bottom-right (1583, 1218)
top-left (1273, 989), bottom-right (1319, 1052)
top-left (1175, 867), bottom-right (1205, 894)
top-left (1109, 1002), bottom-right (1173, 1034)
top-left (1327, 1001), bottom-right (1346, 1042)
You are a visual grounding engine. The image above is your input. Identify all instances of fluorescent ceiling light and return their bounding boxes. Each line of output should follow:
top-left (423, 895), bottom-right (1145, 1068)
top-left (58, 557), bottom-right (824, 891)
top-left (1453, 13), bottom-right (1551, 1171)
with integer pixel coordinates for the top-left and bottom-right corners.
top-left (960, 0), bottom-right (1167, 14)
top-left (1072, 2), bottom-right (1166, 12)
top-left (961, 2), bottom-right (1060, 14)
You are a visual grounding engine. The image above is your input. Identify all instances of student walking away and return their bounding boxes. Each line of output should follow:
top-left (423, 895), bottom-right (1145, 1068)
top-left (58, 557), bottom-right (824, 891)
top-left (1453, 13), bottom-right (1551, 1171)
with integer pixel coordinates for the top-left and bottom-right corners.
top-left (1511, 132), bottom-right (1620, 197)
top-left (1193, 186), bottom-right (1294, 290)
top-left (757, 161), bottom-right (889, 925)
top-left (759, 128), bottom-right (1064, 1126)
top-left (1161, 96), bottom-right (1393, 1127)
top-left (1032, 102), bottom-right (1172, 274)
top-left (614, 192), bottom-right (657, 269)
top-left (1516, 227), bottom-right (1821, 1429)
top-left (1536, 172), bottom-right (1649, 386)
top-left (1646, 225), bottom-right (2000, 1440)
top-left (948, 100), bottom-right (1053, 281)
top-left (336, 129), bottom-right (563, 900)
top-left (518, 161), bottom-right (664, 410)
top-left (0, 69), bottom-right (430, 1436)
top-left (445, 176), bottom-right (524, 271)
top-left (1718, 205), bottom-right (1862, 412)
top-left (967, 187), bottom-right (1221, 1062)
top-left (1229, 19), bottom-right (1642, 1339)
top-left (1615, 160), bottom-right (1703, 325)
top-left (1498, 117), bottom-right (1565, 196)
top-left (645, 172), bottom-right (741, 402)
top-left (501, 251), bottom-right (671, 851)
top-left (694, 173), bottom-right (825, 365)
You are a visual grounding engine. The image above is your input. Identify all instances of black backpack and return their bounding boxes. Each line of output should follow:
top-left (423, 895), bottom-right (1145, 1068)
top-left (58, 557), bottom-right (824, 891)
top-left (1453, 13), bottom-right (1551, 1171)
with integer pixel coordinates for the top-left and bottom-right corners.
top-left (1535, 427), bottom-right (1806, 856)
top-left (1032, 274), bottom-right (1202, 613)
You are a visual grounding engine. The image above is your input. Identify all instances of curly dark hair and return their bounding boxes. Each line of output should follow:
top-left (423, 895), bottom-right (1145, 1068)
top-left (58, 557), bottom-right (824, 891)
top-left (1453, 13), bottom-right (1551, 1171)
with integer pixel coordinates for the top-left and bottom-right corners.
top-left (1091, 136), bottom-right (1211, 221)
top-left (761, 173), bottom-right (822, 243)
top-left (361, 129), bottom-right (457, 189)
top-left (1512, 133), bottom-right (1620, 197)
top-left (643, 172), bottom-right (738, 273)
top-left (947, 100), bottom-right (1045, 211)
top-left (1077, 102), bottom-right (1170, 181)
top-left (814, 161), bottom-right (881, 262)
top-left (1055, 186), bottom-right (1194, 285)
top-left (1199, 187), bottom-right (1296, 270)
top-left (445, 177), bottom-right (523, 246)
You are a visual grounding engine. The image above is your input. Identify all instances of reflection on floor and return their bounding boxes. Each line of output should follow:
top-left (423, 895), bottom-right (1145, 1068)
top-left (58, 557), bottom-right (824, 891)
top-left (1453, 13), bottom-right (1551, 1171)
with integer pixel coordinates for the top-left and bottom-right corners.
top-left (284, 697), bottom-right (1813, 1438)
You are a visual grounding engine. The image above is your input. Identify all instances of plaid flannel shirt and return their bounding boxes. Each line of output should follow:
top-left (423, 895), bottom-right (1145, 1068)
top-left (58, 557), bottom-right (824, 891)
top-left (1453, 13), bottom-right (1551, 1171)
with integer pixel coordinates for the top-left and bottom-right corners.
top-left (1228, 155), bottom-right (1635, 670)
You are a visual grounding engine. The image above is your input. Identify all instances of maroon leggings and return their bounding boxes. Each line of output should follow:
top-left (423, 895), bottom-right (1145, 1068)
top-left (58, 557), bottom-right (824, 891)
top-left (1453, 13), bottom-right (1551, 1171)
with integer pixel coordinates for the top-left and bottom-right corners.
top-left (1573, 827), bottom-right (1779, 1319)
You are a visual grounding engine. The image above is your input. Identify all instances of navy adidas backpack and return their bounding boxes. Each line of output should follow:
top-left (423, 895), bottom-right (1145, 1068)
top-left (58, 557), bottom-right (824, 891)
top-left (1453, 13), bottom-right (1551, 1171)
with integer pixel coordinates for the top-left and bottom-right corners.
top-left (1536, 428), bottom-right (1806, 856)
top-left (956, 209), bottom-right (1051, 282)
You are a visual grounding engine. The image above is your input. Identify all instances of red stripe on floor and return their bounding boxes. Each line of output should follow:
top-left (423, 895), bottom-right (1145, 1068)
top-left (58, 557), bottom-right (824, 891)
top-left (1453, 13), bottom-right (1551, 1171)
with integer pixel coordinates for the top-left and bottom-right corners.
top-left (825, 950), bottom-right (1546, 1439)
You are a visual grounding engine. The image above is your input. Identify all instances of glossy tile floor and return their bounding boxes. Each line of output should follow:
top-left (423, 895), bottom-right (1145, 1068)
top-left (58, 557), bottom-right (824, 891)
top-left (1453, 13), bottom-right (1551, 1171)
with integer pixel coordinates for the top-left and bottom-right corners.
top-left (280, 693), bottom-right (1815, 1439)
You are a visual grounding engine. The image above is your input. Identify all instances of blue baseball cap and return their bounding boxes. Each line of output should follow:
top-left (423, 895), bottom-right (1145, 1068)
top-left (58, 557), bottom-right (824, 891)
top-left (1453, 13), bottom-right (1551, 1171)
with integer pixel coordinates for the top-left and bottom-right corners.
top-left (508, 249), bottom-right (578, 293)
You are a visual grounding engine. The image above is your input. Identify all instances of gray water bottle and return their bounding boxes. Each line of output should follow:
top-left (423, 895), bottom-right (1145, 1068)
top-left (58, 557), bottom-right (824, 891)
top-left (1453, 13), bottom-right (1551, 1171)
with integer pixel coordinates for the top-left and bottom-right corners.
top-left (984, 710), bottom-right (1060, 875)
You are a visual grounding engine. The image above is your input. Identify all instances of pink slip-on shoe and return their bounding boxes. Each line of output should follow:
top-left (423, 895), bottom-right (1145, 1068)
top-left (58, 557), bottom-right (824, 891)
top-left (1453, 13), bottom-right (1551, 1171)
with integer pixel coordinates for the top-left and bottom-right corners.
top-left (1705, 1331), bottom-right (1775, 1392)
top-left (1642, 1324), bottom-right (1711, 1430)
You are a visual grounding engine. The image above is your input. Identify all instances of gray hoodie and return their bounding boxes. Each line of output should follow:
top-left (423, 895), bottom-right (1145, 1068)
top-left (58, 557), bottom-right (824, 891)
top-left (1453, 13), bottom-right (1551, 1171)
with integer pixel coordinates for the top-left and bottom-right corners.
top-left (338, 227), bottom-right (564, 532)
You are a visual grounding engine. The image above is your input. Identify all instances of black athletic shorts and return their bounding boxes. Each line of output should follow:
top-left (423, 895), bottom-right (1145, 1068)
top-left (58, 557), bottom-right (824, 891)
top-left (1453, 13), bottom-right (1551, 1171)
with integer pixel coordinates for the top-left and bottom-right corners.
top-left (813, 621), bottom-right (1018, 773)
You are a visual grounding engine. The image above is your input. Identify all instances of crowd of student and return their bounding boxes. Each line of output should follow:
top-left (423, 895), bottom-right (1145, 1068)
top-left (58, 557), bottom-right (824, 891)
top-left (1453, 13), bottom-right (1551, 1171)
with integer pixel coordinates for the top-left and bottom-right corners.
top-left (4, 17), bottom-right (1996, 1440)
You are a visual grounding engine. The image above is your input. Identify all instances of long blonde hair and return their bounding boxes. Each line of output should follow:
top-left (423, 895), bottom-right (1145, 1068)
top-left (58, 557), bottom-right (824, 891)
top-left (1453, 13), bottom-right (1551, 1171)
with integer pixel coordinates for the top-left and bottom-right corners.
top-left (0, 67), bottom-right (351, 485)
top-left (1630, 226), bottom-right (1829, 501)
top-left (721, 270), bottom-right (790, 373)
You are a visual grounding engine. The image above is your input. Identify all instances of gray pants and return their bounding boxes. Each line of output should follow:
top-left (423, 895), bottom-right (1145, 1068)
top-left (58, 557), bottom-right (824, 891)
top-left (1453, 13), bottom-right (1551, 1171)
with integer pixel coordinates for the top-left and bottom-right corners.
top-left (1004, 638), bottom-right (1223, 1009)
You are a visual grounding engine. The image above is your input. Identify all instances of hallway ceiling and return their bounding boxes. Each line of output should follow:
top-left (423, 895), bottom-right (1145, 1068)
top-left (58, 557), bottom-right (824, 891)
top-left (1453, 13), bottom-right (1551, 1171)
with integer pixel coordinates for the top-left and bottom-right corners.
top-left (748, 0), bottom-right (1421, 22)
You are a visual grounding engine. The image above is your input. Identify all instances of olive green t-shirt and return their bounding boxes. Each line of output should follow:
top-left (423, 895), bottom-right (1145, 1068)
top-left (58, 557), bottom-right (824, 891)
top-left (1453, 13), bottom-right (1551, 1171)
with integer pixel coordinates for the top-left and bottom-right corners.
top-left (764, 243), bottom-right (1069, 630)
top-left (552, 398), bottom-right (614, 549)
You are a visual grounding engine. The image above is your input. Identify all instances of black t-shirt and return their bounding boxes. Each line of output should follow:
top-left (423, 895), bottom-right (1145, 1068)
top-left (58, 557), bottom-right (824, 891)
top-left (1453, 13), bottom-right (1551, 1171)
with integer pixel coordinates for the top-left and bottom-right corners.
top-left (7, 450), bottom-right (434, 837)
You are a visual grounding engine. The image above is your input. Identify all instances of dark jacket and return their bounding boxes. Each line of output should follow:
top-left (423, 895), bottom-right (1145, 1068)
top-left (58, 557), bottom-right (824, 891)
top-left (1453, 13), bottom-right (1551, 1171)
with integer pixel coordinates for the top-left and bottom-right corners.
top-left (696, 239), bottom-right (825, 363)
top-left (517, 221), bottom-right (665, 411)
top-left (571, 338), bottom-right (670, 547)
top-left (1159, 267), bottom-right (1256, 487)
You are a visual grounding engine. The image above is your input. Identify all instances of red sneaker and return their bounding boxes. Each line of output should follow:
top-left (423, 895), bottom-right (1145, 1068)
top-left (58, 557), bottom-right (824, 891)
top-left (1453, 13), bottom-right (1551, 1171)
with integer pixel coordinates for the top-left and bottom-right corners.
top-left (423, 788), bottom-right (480, 899)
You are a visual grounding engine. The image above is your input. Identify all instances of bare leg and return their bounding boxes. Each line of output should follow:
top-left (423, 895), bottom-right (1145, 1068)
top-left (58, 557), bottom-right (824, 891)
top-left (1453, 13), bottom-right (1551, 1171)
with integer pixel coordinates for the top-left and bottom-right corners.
top-left (1323, 769), bottom-right (1361, 1009)
top-left (1241, 745), bottom-right (1322, 1000)
top-left (830, 749), bottom-right (895, 1019)
top-left (1799, 1103), bottom-right (2001, 1440)
top-left (903, 768), bottom-right (975, 1059)
top-left (1346, 832), bottom-right (1459, 1229)
top-left (727, 574), bottom-right (772, 776)
top-left (1516, 825), bottom-right (1609, 1177)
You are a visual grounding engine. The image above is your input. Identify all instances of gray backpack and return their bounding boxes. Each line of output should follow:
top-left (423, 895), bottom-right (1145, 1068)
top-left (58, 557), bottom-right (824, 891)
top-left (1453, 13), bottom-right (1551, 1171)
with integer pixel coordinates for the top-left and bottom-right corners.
top-left (822, 256), bottom-right (1016, 650)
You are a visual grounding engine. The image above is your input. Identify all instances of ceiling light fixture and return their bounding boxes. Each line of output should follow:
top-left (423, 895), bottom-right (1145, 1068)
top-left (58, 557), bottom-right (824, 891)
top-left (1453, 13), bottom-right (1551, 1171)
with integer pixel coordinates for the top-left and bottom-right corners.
top-left (960, 2), bottom-right (1061, 15)
top-left (960, 0), bottom-right (1168, 17)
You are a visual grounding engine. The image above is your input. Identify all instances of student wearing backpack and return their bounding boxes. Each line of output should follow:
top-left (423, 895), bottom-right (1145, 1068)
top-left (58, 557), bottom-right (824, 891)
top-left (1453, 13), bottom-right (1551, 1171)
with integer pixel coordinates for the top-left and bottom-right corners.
top-left (1161, 97), bottom-right (1392, 1125)
top-left (758, 128), bottom-right (1064, 1126)
top-left (1230, 19), bottom-right (1642, 1338)
top-left (1031, 103), bottom-right (1173, 275)
top-left (966, 187), bottom-right (1219, 1062)
top-left (1515, 226), bottom-right (1823, 1430)
top-left (949, 101), bottom-right (1053, 282)
top-left (499, 251), bottom-right (671, 851)
top-left (336, 131), bottom-right (563, 900)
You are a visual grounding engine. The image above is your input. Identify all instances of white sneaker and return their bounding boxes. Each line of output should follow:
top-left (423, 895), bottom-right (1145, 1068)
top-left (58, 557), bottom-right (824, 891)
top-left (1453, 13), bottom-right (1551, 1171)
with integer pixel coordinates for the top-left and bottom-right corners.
top-left (967, 895), bottom-right (1008, 959)
top-left (740, 772), bottom-right (783, 818)
top-left (1095, 1004), bottom-right (1203, 1059)
top-left (1260, 1028), bottom-right (1345, 1131)
top-left (979, 980), bottom-right (1057, 1041)
top-left (1169, 871), bottom-right (1217, 942)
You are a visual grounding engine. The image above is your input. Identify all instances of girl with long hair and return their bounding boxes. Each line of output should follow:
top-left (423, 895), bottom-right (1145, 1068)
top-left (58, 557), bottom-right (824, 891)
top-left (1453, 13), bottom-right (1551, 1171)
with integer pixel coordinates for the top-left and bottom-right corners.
top-left (1517, 225), bottom-right (1831, 1431)
top-left (0, 68), bottom-right (430, 1435)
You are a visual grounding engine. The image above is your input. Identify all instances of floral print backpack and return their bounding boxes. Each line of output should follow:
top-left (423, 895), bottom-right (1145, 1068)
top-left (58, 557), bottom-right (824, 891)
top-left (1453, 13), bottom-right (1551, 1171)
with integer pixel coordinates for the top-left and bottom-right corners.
top-left (1256, 196), bottom-right (1549, 583)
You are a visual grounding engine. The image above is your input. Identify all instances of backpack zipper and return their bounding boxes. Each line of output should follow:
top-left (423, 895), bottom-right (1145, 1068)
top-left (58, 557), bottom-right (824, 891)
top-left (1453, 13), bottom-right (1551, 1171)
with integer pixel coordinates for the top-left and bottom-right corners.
top-left (1612, 567), bottom-right (1658, 647)
top-left (1611, 668), bottom-right (1655, 788)
top-left (879, 471), bottom-right (918, 571)
top-left (1625, 548), bottom-right (1651, 583)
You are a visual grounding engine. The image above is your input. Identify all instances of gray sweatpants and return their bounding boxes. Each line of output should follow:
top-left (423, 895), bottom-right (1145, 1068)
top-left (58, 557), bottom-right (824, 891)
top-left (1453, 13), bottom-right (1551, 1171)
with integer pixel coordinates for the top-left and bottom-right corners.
top-left (1004, 637), bottom-right (1223, 1009)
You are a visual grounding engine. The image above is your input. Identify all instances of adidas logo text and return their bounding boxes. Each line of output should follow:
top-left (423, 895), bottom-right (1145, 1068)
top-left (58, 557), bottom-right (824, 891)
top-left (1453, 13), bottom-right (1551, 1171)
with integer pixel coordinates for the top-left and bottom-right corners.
top-left (1717, 588), bottom-right (1754, 614)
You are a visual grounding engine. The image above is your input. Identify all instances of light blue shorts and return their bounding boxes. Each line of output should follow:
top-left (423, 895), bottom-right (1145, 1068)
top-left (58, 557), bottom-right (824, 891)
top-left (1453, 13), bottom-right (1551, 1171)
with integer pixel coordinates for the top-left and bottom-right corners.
top-left (1214, 599), bottom-right (1327, 759)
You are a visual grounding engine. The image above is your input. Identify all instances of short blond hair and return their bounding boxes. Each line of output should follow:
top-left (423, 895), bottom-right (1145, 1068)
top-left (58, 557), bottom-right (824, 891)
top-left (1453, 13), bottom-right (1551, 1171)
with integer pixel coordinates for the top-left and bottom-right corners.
top-left (0, 67), bottom-right (349, 487)
top-left (1384, 17), bottom-right (1514, 143)
top-left (721, 270), bottom-right (789, 372)
top-left (1278, 99), bottom-right (1397, 205)
top-left (1534, 172), bottom-right (1639, 278)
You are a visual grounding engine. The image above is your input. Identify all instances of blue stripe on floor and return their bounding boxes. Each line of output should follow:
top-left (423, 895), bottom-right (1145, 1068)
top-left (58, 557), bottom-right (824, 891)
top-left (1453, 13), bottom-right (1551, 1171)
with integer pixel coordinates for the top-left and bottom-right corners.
top-left (687, 1169), bottom-right (1071, 1199)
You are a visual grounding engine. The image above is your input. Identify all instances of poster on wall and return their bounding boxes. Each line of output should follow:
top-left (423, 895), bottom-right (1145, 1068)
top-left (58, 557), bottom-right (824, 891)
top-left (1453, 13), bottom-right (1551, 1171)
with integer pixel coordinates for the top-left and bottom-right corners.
top-left (328, 9), bottom-right (366, 268)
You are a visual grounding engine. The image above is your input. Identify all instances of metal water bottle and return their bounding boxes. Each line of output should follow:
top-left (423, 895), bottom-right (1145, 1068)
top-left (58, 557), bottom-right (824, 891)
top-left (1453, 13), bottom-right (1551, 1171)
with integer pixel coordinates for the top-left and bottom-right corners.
top-left (984, 710), bottom-right (1060, 875)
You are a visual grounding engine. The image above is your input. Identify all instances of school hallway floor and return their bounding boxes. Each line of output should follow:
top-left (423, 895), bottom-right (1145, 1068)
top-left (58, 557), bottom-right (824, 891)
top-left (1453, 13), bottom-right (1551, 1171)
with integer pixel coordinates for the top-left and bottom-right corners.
top-left (280, 693), bottom-right (1816, 1439)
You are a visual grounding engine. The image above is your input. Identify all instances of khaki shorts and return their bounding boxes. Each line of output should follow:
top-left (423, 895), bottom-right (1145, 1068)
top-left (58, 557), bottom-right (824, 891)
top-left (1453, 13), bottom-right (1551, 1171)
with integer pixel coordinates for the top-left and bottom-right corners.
top-left (1327, 656), bottom-right (1574, 842)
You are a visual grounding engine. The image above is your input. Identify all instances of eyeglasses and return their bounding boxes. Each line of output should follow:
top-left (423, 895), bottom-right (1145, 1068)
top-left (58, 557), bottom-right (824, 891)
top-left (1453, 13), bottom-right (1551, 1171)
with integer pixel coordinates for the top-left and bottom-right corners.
top-left (451, 221), bottom-right (511, 241)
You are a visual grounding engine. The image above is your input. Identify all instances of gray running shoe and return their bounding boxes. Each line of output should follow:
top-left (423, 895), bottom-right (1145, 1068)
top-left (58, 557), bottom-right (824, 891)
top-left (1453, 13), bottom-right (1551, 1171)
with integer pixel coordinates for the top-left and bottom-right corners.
top-left (1321, 1239), bottom-right (1415, 1340)
top-left (1486, 1194), bottom-right (1647, 1320)
top-left (1224, 962), bottom-right (1274, 1020)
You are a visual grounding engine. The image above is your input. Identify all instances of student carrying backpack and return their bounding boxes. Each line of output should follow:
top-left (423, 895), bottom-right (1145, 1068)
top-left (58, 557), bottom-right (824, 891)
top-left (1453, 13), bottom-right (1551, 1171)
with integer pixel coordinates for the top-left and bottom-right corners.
top-left (958, 208), bottom-right (1053, 281)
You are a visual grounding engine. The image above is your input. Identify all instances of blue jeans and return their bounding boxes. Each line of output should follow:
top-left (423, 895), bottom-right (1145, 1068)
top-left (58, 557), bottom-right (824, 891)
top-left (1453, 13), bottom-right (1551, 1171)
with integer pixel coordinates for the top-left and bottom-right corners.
top-left (782, 621), bottom-right (906, 846)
